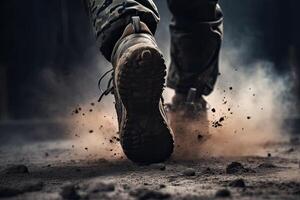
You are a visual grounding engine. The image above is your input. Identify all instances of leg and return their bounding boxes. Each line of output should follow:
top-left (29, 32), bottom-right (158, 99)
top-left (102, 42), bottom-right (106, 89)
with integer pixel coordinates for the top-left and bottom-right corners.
top-left (167, 0), bottom-right (223, 96)
top-left (84, 0), bottom-right (159, 61)
top-left (85, 0), bottom-right (174, 164)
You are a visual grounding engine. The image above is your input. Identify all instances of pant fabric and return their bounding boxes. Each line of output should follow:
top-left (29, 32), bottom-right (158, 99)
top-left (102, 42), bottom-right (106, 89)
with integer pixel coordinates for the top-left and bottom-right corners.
top-left (85, 0), bottom-right (223, 96)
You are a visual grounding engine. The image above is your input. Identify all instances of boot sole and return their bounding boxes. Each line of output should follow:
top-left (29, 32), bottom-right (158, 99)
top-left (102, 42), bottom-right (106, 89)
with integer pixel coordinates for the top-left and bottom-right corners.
top-left (116, 45), bottom-right (174, 164)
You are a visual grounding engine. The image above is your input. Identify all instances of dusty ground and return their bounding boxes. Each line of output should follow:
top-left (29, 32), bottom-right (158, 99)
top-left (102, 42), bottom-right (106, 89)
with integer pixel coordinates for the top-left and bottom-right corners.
top-left (0, 136), bottom-right (299, 200)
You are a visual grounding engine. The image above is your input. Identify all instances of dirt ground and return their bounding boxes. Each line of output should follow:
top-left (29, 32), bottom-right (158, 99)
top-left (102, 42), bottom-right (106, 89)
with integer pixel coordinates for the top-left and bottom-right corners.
top-left (0, 135), bottom-right (299, 200)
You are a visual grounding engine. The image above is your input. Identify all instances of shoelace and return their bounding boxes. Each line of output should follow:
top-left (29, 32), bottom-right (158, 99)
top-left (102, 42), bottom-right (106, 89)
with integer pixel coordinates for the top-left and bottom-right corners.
top-left (98, 68), bottom-right (114, 102)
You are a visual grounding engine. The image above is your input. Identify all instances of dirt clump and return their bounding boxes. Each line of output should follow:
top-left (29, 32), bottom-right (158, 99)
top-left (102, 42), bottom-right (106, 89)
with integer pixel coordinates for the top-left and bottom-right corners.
top-left (182, 168), bottom-right (196, 176)
top-left (229, 179), bottom-right (246, 188)
top-left (129, 188), bottom-right (171, 200)
top-left (226, 162), bottom-right (254, 174)
top-left (60, 183), bottom-right (80, 200)
top-left (215, 189), bottom-right (231, 198)
top-left (2, 165), bottom-right (29, 174)
top-left (0, 181), bottom-right (43, 198)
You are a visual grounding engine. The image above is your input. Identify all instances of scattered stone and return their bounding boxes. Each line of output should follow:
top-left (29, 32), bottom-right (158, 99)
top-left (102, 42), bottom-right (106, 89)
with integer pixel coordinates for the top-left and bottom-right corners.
top-left (152, 163), bottom-right (166, 171)
top-left (211, 108), bottom-right (216, 113)
top-left (60, 183), bottom-right (80, 200)
top-left (3, 165), bottom-right (29, 174)
top-left (129, 188), bottom-right (170, 200)
top-left (229, 179), bottom-right (246, 188)
top-left (215, 189), bottom-right (231, 198)
top-left (182, 168), bottom-right (196, 176)
top-left (257, 163), bottom-right (277, 169)
top-left (86, 181), bottom-right (115, 193)
top-left (0, 181), bottom-right (43, 198)
top-left (226, 162), bottom-right (249, 174)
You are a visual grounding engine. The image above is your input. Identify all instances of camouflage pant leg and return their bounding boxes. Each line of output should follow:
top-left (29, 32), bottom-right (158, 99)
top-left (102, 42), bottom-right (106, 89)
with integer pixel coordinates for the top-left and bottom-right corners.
top-left (166, 0), bottom-right (223, 96)
top-left (84, 0), bottom-right (159, 61)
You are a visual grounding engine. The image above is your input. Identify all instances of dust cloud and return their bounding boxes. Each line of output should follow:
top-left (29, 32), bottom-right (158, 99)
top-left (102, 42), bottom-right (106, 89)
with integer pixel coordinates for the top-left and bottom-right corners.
top-left (164, 46), bottom-right (293, 158)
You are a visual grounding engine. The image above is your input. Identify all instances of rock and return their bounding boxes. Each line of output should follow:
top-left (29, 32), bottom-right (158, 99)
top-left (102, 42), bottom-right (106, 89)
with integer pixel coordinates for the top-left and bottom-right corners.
top-left (215, 189), bottom-right (231, 198)
top-left (3, 165), bottom-right (29, 174)
top-left (60, 183), bottom-right (80, 200)
top-left (152, 163), bottom-right (166, 171)
top-left (86, 181), bottom-right (115, 193)
top-left (226, 162), bottom-right (247, 174)
top-left (257, 163), bottom-right (277, 169)
top-left (129, 188), bottom-right (170, 200)
top-left (182, 168), bottom-right (196, 176)
top-left (229, 179), bottom-right (246, 188)
top-left (0, 181), bottom-right (43, 198)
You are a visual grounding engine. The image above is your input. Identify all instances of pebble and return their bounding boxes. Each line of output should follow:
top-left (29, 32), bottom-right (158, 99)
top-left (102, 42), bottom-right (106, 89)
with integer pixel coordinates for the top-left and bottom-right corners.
top-left (215, 189), bottom-right (231, 198)
top-left (3, 165), bottom-right (29, 174)
top-left (229, 179), bottom-right (246, 188)
top-left (129, 188), bottom-right (170, 200)
top-left (226, 162), bottom-right (245, 174)
top-left (182, 168), bottom-right (196, 176)
top-left (152, 163), bottom-right (166, 171)
top-left (60, 183), bottom-right (80, 200)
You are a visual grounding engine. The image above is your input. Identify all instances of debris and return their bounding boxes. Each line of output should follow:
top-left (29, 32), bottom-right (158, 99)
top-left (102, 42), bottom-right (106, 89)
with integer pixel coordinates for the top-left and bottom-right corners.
top-left (247, 116), bottom-right (251, 120)
top-left (229, 87), bottom-right (233, 90)
top-left (85, 181), bottom-right (115, 193)
top-left (226, 162), bottom-right (251, 174)
top-left (129, 188), bottom-right (170, 200)
top-left (152, 163), bottom-right (166, 171)
top-left (0, 181), bottom-right (43, 198)
top-left (257, 163), bottom-right (277, 169)
top-left (268, 153), bottom-right (272, 157)
top-left (229, 179), bottom-right (246, 188)
top-left (3, 165), bottom-right (29, 174)
top-left (211, 108), bottom-right (216, 113)
top-left (60, 183), bottom-right (80, 200)
top-left (182, 168), bottom-right (196, 176)
top-left (89, 130), bottom-right (94, 133)
top-left (215, 189), bottom-right (231, 198)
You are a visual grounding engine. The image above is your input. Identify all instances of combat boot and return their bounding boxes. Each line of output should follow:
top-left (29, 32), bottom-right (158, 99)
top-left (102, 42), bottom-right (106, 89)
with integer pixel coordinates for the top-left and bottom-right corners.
top-left (109, 16), bottom-right (174, 164)
top-left (166, 88), bottom-right (210, 158)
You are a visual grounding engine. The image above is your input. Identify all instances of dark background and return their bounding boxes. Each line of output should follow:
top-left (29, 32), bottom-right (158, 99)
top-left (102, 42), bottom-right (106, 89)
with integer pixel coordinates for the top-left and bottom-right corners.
top-left (0, 0), bottom-right (300, 120)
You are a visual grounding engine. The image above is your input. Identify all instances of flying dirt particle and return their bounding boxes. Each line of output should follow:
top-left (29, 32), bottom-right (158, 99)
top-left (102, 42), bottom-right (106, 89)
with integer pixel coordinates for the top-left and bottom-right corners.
top-left (268, 153), bottom-right (272, 157)
top-left (211, 108), bottom-right (216, 113)
top-left (89, 109), bottom-right (93, 112)
top-left (89, 130), bottom-right (93, 133)
top-left (129, 188), bottom-right (170, 200)
top-left (82, 113), bottom-right (85, 116)
top-left (229, 179), bottom-right (246, 188)
top-left (230, 112), bottom-right (233, 115)
top-left (229, 87), bottom-right (233, 90)
top-left (72, 145), bottom-right (75, 148)
top-left (78, 107), bottom-right (82, 111)
top-left (3, 165), bottom-right (29, 174)
top-left (85, 148), bottom-right (88, 151)
top-left (253, 94), bottom-right (256, 96)
top-left (104, 116), bottom-right (107, 118)
top-left (212, 121), bottom-right (223, 128)
top-left (75, 134), bottom-right (80, 138)
top-left (223, 101), bottom-right (227, 104)
top-left (228, 108), bottom-right (231, 111)
top-left (215, 189), bottom-right (231, 198)
top-left (219, 117), bottom-right (225, 122)
top-left (60, 183), bottom-right (80, 200)
top-left (91, 103), bottom-right (95, 106)
top-left (47, 164), bottom-right (51, 167)
top-left (197, 134), bottom-right (203, 141)
top-left (182, 168), bottom-right (196, 176)
top-left (44, 152), bottom-right (49, 157)
top-left (247, 116), bottom-right (251, 120)
top-left (73, 109), bottom-right (79, 114)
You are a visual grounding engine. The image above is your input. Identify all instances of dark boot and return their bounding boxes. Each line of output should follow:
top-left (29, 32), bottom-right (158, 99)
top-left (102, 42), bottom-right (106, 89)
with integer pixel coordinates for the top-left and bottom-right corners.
top-left (111, 17), bottom-right (174, 164)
